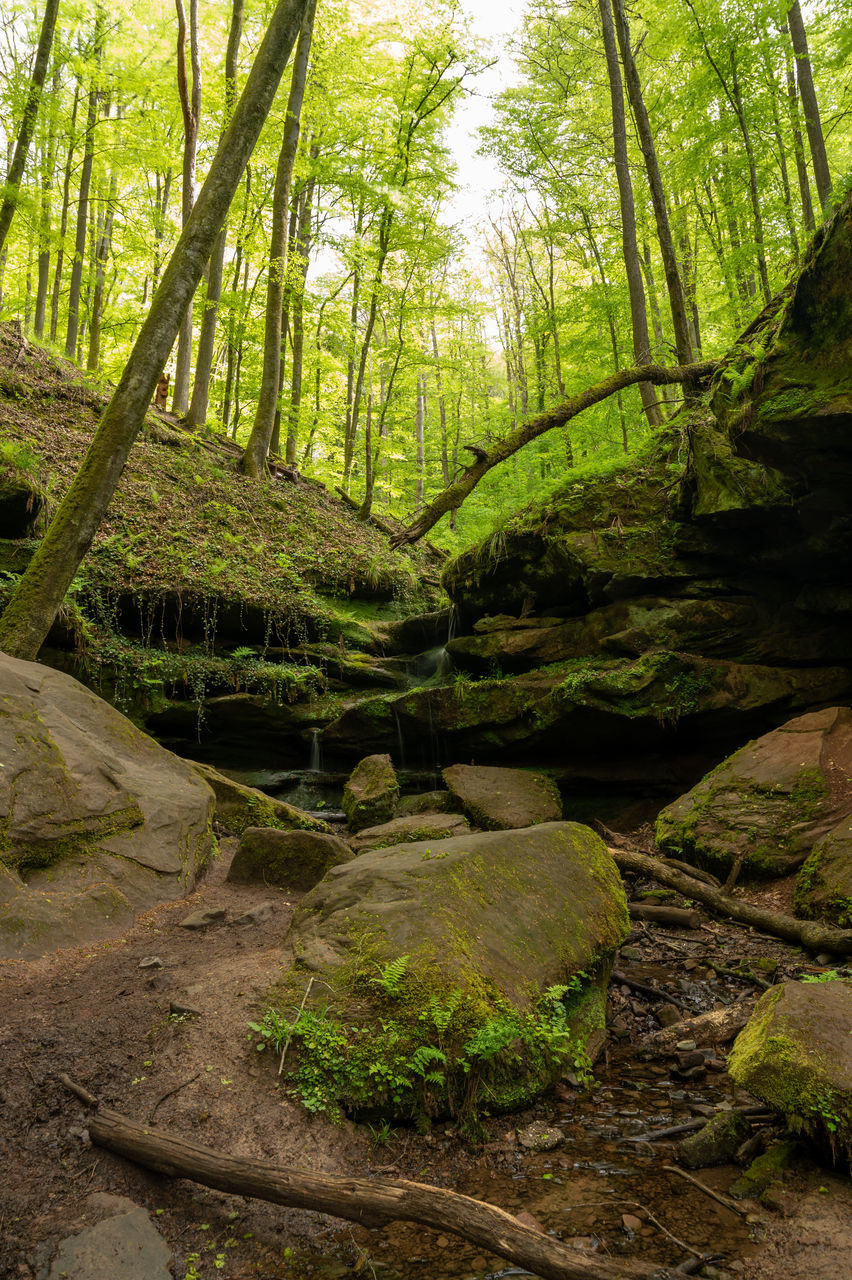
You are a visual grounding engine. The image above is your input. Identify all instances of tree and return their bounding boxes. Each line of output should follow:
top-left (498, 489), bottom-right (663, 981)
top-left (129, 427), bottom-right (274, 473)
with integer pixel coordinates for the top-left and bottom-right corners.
top-left (171, 0), bottom-right (202, 415)
top-left (0, 0), bottom-right (61, 256)
top-left (786, 0), bottom-right (831, 211)
top-left (0, 0), bottom-right (311, 662)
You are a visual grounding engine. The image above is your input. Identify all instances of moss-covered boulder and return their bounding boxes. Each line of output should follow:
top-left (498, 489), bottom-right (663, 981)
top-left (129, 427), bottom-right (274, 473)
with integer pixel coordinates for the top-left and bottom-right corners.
top-left (676, 1110), bottom-right (752, 1169)
top-left (794, 818), bottom-right (852, 928)
top-left (395, 790), bottom-right (458, 817)
top-left (342, 753), bottom-right (399, 832)
top-left (189, 761), bottom-right (331, 836)
top-left (228, 828), bottom-right (353, 890)
top-left (728, 980), bottom-right (852, 1165)
top-left (0, 653), bottom-right (214, 959)
top-left (265, 822), bottom-right (629, 1124)
top-left (656, 708), bottom-right (852, 879)
top-left (442, 764), bottom-right (561, 830)
top-left (349, 812), bottom-right (470, 854)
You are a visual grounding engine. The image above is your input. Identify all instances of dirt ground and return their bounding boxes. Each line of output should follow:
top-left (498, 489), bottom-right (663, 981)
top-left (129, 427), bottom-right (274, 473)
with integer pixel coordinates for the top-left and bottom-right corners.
top-left (1, 839), bottom-right (851, 1280)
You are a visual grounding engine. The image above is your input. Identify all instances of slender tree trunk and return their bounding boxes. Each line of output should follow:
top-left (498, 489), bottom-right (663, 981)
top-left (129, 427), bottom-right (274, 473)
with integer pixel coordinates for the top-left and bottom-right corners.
top-left (0, 0), bottom-right (61, 256)
top-left (415, 372), bottom-right (426, 504)
top-left (221, 168), bottom-right (251, 433)
top-left (728, 54), bottom-right (771, 304)
top-left (34, 66), bottom-right (60, 338)
top-left (171, 0), bottom-right (202, 415)
top-left (65, 17), bottom-right (102, 360)
top-left (0, 0), bottom-right (312, 662)
top-left (152, 169), bottom-right (173, 293)
top-left (598, 0), bottom-right (661, 426)
top-left (243, 0), bottom-right (315, 477)
top-left (360, 392), bottom-right (374, 516)
top-left (785, 47), bottom-right (815, 233)
top-left (186, 0), bottom-right (245, 427)
top-left (786, 0), bottom-right (831, 210)
top-left (270, 193), bottom-right (300, 456)
top-left (430, 322), bottom-right (449, 485)
top-left (50, 83), bottom-right (80, 342)
top-left (86, 172), bottom-right (117, 371)
top-left (611, 0), bottom-right (693, 365)
top-left (285, 173), bottom-right (316, 462)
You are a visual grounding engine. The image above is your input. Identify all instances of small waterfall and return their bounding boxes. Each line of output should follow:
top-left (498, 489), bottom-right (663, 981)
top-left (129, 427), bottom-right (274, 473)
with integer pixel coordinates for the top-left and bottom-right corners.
top-left (308, 727), bottom-right (323, 773)
top-left (447, 605), bottom-right (458, 644)
top-left (392, 705), bottom-right (408, 770)
top-left (409, 645), bottom-right (452, 681)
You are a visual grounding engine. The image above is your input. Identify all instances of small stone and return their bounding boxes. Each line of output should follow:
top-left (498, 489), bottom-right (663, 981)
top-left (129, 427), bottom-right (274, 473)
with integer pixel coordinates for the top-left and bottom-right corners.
top-left (178, 908), bottom-right (226, 929)
top-left (621, 1213), bottom-right (642, 1233)
top-left (169, 1000), bottom-right (202, 1018)
top-left (620, 946), bottom-right (643, 961)
top-left (655, 1005), bottom-right (682, 1028)
top-left (138, 956), bottom-right (163, 969)
top-left (517, 1121), bottom-right (562, 1151)
top-left (675, 1039), bottom-right (697, 1052)
top-left (814, 953), bottom-right (834, 965)
top-left (435, 1236), bottom-right (449, 1248)
top-left (515, 1210), bottom-right (545, 1233)
top-left (232, 900), bottom-right (276, 925)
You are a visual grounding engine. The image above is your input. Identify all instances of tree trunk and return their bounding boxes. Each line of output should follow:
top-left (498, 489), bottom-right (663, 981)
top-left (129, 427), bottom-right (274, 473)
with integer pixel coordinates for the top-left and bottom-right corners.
top-left (186, 0), bottom-right (245, 427)
top-left (86, 172), bottom-right (117, 371)
top-left (33, 65), bottom-right (60, 338)
top-left (611, 0), bottom-right (693, 366)
top-left (598, 0), bottom-right (661, 426)
top-left (784, 47), bottom-right (815, 234)
top-left (243, 0), bottom-right (315, 476)
top-left (391, 360), bottom-right (717, 546)
top-left (786, 0), bottom-right (831, 210)
top-left (0, 0), bottom-right (312, 662)
top-left (58, 1081), bottom-right (667, 1280)
top-left (65, 17), bottom-right (102, 360)
top-left (0, 0), bottom-right (61, 256)
top-left (415, 371), bottom-right (426, 503)
top-left (171, 0), bottom-right (202, 416)
top-left (50, 82), bottom-right (80, 342)
top-left (285, 172), bottom-right (316, 462)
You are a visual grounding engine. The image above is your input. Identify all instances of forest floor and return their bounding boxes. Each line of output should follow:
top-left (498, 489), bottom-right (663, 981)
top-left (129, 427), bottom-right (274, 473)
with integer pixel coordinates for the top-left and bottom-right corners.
top-left (2, 833), bottom-right (851, 1280)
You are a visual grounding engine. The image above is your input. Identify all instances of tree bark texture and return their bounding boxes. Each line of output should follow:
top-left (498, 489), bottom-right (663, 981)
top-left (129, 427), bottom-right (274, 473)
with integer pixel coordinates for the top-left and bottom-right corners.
top-left (0, 0), bottom-right (311, 662)
top-left (171, 0), bottom-right (202, 415)
top-left (390, 360), bottom-right (717, 545)
top-left (598, 0), bottom-right (661, 426)
top-left (59, 1086), bottom-right (669, 1280)
top-left (243, 0), bottom-right (315, 478)
top-left (0, 0), bottom-right (61, 256)
top-left (65, 19), bottom-right (102, 360)
top-left (786, 1), bottom-right (831, 210)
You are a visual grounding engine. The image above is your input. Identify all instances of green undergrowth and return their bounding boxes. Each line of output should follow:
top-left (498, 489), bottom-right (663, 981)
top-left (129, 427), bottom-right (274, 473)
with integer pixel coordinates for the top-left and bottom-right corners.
top-left (251, 937), bottom-right (597, 1135)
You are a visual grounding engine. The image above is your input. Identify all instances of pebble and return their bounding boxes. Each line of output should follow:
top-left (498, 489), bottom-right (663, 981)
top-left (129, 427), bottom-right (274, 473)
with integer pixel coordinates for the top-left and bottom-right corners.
top-left (233, 901), bottom-right (276, 925)
top-left (675, 1039), bottom-right (697, 1051)
top-left (138, 956), bottom-right (164, 969)
top-left (178, 908), bottom-right (226, 929)
top-left (169, 1000), bottom-right (202, 1018)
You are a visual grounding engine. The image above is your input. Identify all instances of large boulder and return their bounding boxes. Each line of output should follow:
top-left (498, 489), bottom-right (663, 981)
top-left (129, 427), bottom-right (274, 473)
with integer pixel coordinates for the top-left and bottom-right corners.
top-left (189, 761), bottom-right (331, 836)
top-left (342, 753), bottom-right (399, 832)
top-left (349, 811), bottom-right (470, 854)
top-left (442, 764), bottom-right (561, 830)
top-left (794, 819), bottom-right (852, 928)
top-left (656, 708), bottom-right (852, 879)
top-left (269, 822), bottom-right (628, 1123)
top-left (0, 653), bottom-right (214, 958)
top-left (228, 828), bottom-right (353, 890)
top-left (728, 980), bottom-right (852, 1165)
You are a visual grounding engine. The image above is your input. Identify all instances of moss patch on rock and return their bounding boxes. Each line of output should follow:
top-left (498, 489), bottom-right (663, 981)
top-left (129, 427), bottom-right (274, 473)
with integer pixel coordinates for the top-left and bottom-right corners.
top-left (190, 761), bottom-right (331, 836)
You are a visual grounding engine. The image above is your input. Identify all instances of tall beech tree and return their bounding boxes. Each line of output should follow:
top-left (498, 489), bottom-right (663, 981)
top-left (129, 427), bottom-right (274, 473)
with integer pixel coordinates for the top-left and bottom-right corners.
top-left (0, 0), bottom-right (311, 662)
top-left (171, 0), bottom-right (202, 415)
top-left (786, 0), bottom-right (831, 210)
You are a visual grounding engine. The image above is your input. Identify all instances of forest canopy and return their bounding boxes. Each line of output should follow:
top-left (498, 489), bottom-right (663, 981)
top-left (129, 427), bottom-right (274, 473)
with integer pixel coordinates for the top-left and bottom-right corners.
top-left (0, 0), bottom-right (849, 552)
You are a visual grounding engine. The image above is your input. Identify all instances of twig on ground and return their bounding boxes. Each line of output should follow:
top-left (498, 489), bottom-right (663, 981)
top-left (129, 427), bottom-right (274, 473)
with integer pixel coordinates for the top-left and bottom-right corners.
top-left (148, 1072), bottom-right (201, 1123)
top-left (662, 1165), bottom-right (748, 1217)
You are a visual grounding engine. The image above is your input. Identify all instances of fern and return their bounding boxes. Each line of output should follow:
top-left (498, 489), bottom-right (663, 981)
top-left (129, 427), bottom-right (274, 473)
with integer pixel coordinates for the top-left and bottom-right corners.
top-left (369, 954), bottom-right (410, 997)
top-left (408, 1044), bottom-right (447, 1080)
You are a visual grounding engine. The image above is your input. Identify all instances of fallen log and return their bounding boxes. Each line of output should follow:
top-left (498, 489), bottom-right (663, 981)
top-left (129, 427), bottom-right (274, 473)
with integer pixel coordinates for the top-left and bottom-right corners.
top-left (609, 847), bottom-right (852, 955)
top-left (612, 971), bottom-right (694, 1013)
top-left (58, 1075), bottom-right (671, 1280)
top-left (629, 904), bottom-right (703, 929)
top-left (641, 997), bottom-right (755, 1053)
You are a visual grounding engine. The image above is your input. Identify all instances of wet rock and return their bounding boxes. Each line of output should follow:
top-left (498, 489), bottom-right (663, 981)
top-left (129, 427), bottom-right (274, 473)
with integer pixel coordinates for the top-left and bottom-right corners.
top-left (655, 1005), bottom-right (682, 1028)
top-left (517, 1121), bottom-right (562, 1151)
top-left (349, 812), bottom-right (470, 853)
top-left (46, 1198), bottom-right (171, 1280)
top-left (189, 760), bottom-right (331, 836)
top-left (515, 1209), bottom-right (546, 1232)
top-left (728, 980), bottom-right (852, 1162)
top-left (178, 907), bottom-right (226, 929)
top-left (729, 1141), bottom-right (799, 1199)
top-left (0, 653), bottom-right (214, 960)
top-left (395, 790), bottom-right (457, 817)
top-left (657, 708), bottom-right (852, 880)
top-left (676, 1109), bottom-right (752, 1168)
top-left (342, 754), bottom-right (400, 832)
top-left (442, 764), bottom-right (561, 830)
top-left (228, 828), bottom-right (353, 890)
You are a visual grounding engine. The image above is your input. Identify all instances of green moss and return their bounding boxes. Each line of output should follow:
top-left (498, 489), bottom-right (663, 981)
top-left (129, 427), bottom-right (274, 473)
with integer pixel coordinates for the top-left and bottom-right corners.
top-left (0, 803), bottom-right (144, 874)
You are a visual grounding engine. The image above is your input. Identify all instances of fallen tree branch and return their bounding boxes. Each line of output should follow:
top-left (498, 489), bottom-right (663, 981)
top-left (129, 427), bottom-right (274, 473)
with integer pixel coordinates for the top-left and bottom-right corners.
top-left (628, 904), bottom-right (703, 929)
top-left (58, 1075), bottom-right (671, 1280)
top-left (662, 1165), bottom-right (747, 1218)
top-left (612, 971), bottom-right (694, 1013)
top-left (608, 848), bottom-right (852, 955)
top-left (390, 360), bottom-right (719, 546)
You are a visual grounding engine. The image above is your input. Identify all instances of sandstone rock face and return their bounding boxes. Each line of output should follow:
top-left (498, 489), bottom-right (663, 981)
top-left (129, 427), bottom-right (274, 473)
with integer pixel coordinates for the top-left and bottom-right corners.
top-left (0, 654), bottom-right (214, 959)
top-left (794, 818), bottom-right (852, 928)
top-left (342, 753), bottom-right (399, 832)
top-left (228, 827), bottom-right (354, 890)
top-left (189, 761), bottom-right (331, 836)
top-left (277, 822), bottom-right (628, 1120)
top-left (656, 708), bottom-right (852, 879)
top-left (349, 811), bottom-right (470, 854)
top-left (728, 980), bottom-right (852, 1164)
top-left (442, 764), bottom-right (561, 830)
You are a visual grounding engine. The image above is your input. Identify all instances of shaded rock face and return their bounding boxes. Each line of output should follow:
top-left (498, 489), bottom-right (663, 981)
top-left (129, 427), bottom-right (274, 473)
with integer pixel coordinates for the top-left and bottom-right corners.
top-left (319, 191), bottom-right (851, 782)
top-left (189, 761), bottom-right (331, 836)
top-left (348, 812), bottom-right (470, 854)
top-left (442, 764), bottom-right (561, 830)
top-left (728, 980), bottom-right (852, 1165)
top-left (342, 753), bottom-right (399, 832)
top-left (228, 828), bottom-right (353, 890)
top-left (278, 822), bottom-right (629, 1120)
top-left (656, 708), bottom-right (852, 879)
top-left (794, 818), bottom-right (852, 928)
top-left (0, 653), bottom-right (214, 959)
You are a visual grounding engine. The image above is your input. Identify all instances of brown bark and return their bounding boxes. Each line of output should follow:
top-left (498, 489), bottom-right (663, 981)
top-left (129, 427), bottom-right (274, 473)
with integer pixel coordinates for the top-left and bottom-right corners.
top-left (58, 1080), bottom-right (669, 1280)
top-left (786, 1), bottom-right (831, 210)
top-left (0, 0), bottom-right (312, 662)
top-left (628, 904), bottom-right (702, 929)
top-left (609, 847), bottom-right (852, 954)
top-left (390, 360), bottom-right (717, 546)
top-left (171, 0), bottom-right (202, 415)
top-left (65, 15), bottom-right (102, 360)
